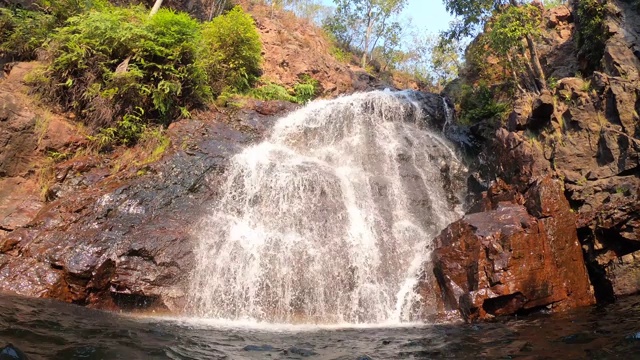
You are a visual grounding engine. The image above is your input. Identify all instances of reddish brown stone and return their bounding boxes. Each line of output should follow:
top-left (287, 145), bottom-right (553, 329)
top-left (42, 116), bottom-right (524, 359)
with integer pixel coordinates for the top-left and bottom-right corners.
top-left (430, 177), bottom-right (595, 321)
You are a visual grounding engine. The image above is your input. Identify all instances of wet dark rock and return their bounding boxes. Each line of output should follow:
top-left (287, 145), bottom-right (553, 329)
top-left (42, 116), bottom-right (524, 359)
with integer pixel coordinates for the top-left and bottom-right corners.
top-left (0, 104), bottom-right (288, 311)
top-left (285, 347), bottom-right (317, 357)
top-left (251, 99), bottom-right (299, 116)
top-left (560, 333), bottom-right (596, 345)
top-left (606, 250), bottom-right (640, 296)
top-left (0, 344), bottom-right (29, 360)
top-left (243, 345), bottom-right (275, 352)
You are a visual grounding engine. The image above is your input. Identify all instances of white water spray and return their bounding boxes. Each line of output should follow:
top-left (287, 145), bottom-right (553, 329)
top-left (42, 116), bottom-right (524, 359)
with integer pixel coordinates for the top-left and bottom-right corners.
top-left (189, 91), bottom-right (466, 324)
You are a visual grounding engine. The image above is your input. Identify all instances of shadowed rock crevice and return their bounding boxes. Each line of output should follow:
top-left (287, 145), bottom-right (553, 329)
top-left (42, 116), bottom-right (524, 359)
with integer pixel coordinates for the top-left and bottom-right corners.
top-left (480, 292), bottom-right (526, 317)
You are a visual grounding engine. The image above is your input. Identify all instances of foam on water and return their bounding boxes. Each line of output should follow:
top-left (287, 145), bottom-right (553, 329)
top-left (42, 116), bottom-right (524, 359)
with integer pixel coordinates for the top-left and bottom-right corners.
top-left (188, 91), bottom-right (466, 325)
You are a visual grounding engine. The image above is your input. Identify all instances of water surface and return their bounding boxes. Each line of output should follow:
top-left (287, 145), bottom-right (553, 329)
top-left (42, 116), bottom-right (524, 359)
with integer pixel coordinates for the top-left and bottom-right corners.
top-left (2, 293), bottom-right (639, 359)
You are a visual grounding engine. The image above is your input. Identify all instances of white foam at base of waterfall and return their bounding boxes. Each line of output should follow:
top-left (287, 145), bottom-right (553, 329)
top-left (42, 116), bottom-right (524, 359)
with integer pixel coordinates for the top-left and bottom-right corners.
top-left (188, 90), bottom-right (466, 325)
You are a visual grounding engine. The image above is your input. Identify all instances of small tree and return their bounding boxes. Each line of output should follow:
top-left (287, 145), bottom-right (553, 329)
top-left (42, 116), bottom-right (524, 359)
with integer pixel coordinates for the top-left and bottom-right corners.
top-left (324, 0), bottom-right (407, 68)
top-left (487, 4), bottom-right (544, 92)
top-left (443, 0), bottom-right (546, 92)
top-left (431, 36), bottom-right (462, 87)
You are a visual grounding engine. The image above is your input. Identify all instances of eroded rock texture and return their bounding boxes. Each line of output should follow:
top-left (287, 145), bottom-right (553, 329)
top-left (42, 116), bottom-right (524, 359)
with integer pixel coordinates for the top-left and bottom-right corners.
top-left (458, 0), bottom-right (640, 313)
top-left (431, 178), bottom-right (594, 321)
top-left (0, 61), bottom-right (297, 310)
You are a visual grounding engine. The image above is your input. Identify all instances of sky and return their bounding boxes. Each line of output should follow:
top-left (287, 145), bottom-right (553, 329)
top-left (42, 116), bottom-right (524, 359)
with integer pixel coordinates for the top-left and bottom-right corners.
top-left (401, 0), bottom-right (452, 34)
top-left (318, 0), bottom-right (454, 35)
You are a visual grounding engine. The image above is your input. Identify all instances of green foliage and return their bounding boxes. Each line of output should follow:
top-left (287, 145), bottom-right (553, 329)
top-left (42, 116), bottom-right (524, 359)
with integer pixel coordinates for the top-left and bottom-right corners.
top-left (430, 36), bottom-right (461, 87)
top-left (89, 108), bottom-right (147, 150)
top-left (457, 3), bottom-right (545, 93)
top-left (248, 75), bottom-right (319, 104)
top-left (459, 83), bottom-right (508, 125)
top-left (576, 0), bottom-right (608, 73)
top-left (38, 0), bottom-right (109, 21)
top-left (137, 126), bottom-right (171, 165)
top-left (249, 83), bottom-right (298, 102)
top-left (487, 4), bottom-right (541, 56)
top-left (0, 0), bottom-right (108, 60)
top-left (330, 45), bottom-right (350, 62)
top-left (443, 0), bottom-right (513, 40)
top-left (542, 0), bottom-right (565, 8)
top-left (293, 74), bottom-right (319, 103)
top-left (445, 0), bottom-right (546, 93)
top-left (548, 76), bottom-right (558, 90)
top-left (202, 6), bottom-right (263, 95)
top-left (35, 5), bottom-right (212, 148)
top-left (0, 8), bottom-right (54, 60)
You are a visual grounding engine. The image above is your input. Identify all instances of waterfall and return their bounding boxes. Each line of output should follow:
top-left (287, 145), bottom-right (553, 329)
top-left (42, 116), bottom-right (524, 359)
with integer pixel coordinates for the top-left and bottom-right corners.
top-left (442, 97), bottom-right (454, 133)
top-left (188, 91), bottom-right (466, 324)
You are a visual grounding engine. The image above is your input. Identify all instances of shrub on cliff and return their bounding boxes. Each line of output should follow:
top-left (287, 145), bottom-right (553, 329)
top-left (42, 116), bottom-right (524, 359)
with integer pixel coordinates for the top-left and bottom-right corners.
top-left (32, 4), bottom-right (263, 149)
top-left (0, 0), bottom-right (108, 60)
top-left (202, 6), bottom-right (262, 96)
top-left (0, 8), bottom-right (52, 60)
top-left (575, 0), bottom-right (608, 73)
top-left (34, 5), bottom-right (211, 147)
top-left (459, 82), bottom-right (508, 125)
top-left (247, 75), bottom-right (319, 104)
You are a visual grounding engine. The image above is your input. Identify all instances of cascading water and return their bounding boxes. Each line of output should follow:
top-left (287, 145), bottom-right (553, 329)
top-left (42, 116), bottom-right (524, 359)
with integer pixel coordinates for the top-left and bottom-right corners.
top-left (189, 90), bottom-right (466, 324)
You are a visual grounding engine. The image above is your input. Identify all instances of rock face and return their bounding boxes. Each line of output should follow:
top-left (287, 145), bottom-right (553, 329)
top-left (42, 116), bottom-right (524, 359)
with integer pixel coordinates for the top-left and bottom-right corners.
top-left (431, 178), bottom-right (594, 321)
top-left (0, 103), bottom-right (293, 311)
top-left (0, 61), bottom-right (299, 310)
top-left (0, 61), bottom-right (451, 313)
top-left (459, 0), bottom-right (640, 312)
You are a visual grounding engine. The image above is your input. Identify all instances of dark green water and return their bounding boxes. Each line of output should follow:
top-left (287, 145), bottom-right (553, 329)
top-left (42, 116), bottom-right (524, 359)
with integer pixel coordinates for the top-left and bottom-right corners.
top-left (1, 293), bottom-right (639, 359)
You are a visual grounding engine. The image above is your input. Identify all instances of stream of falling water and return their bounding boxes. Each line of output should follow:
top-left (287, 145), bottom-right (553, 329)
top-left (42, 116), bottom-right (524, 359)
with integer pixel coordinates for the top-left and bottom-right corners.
top-left (188, 91), bottom-right (466, 325)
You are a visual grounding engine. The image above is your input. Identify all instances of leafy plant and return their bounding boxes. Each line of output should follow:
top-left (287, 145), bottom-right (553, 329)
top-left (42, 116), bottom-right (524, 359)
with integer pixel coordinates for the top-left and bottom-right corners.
top-left (0, 0), bottom-right (108, 60)
top-left (248, 74), bottom-right (319, 104)
top-left (202, 6), bottom-right (263, 96)
top-left (576, 0), bottom-right (609, 73)
top-left (34, 4), bottom-right (212, 148)
top-left (0, 8), bottom-right (55, 60)
top-left (459, 83), bottom-right (509, 125)
top-left (542, 0), bottom-right (565, 8)
top-left (486, 3), bottom-right (546, 92)
top-left (330, 45), bottom-right (350, 63)
top-left (293, 74), bottom-right (319, 103)
top-left (249, 83), bottom-right (297, 102)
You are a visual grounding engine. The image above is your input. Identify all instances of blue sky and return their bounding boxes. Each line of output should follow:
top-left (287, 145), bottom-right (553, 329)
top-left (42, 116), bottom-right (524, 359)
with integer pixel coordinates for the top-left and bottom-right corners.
top-left (318, 0), bottom-right (454, 34)
top-left (401, 0), bottom-right (452, 33)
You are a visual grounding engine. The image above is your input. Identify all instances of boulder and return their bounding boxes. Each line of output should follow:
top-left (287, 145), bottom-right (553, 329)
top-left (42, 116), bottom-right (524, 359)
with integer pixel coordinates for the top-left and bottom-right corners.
top-left (546, 5), bottom-right (573, 28)
top-left (430, 177), bottom-right (594, 322)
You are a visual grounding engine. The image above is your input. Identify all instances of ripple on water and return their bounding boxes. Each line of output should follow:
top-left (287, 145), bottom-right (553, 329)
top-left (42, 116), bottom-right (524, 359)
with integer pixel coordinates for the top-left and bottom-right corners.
top-left (1, 294), bottom-right (640, 359)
